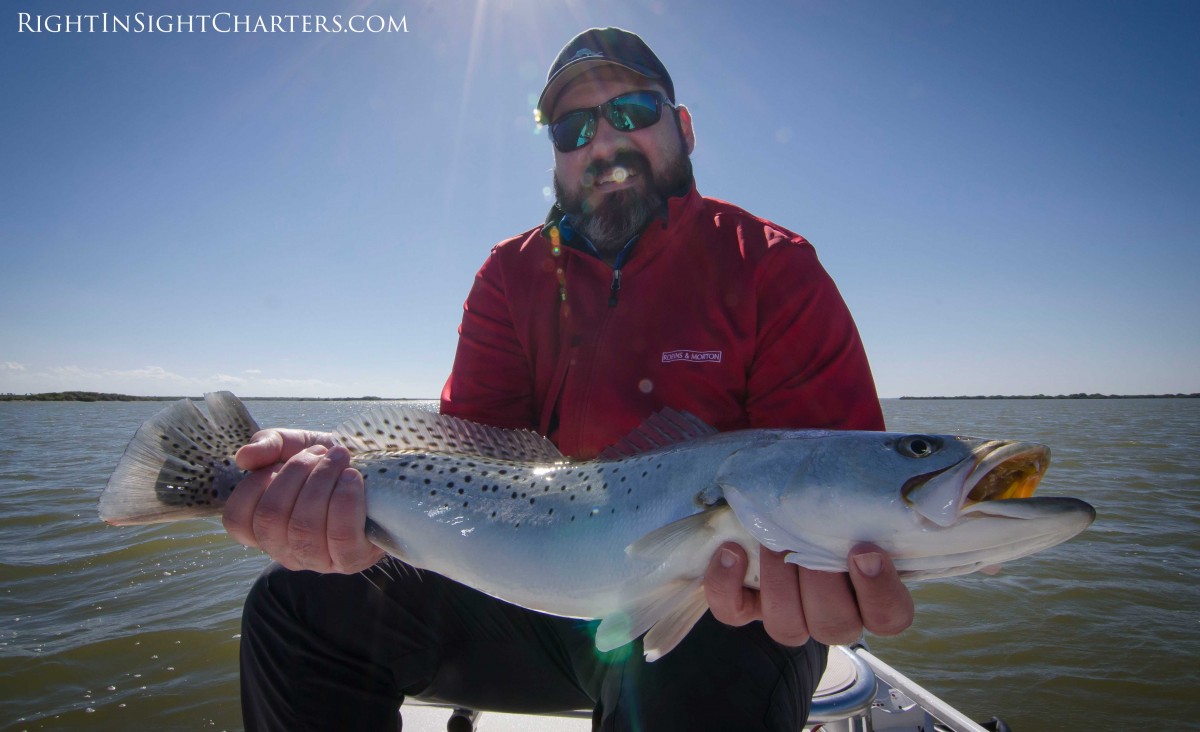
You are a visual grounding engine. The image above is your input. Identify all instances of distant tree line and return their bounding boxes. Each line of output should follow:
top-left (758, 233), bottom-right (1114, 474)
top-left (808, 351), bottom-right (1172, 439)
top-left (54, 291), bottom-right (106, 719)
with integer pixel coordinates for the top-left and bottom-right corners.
top-left (0, 391), bottom-right (176, 402)
top-left (0, 392), bottom-right (400, 402)
top-left (898, 393), bottom-right (1199, 400)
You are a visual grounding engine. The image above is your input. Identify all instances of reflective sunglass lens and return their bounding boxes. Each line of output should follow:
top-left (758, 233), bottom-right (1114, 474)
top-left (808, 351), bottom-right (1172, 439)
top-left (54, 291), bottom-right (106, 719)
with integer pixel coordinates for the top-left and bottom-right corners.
top-left (549, 91), bottom-right (667, 152)
top-left (551, 111), bottom-right (594, 152)
top-left (608, 99), bottom-right (660, 131)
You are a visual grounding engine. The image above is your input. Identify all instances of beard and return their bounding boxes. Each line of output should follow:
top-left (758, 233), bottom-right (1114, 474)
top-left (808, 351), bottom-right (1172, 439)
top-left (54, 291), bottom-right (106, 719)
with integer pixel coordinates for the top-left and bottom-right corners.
top-left (553, 133), bottom-right (694, 259)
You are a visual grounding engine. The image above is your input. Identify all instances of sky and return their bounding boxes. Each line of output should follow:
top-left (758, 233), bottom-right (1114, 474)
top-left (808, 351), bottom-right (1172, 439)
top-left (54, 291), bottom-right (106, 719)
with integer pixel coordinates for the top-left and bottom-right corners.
top-left (2, 0), bottom-right (1197, 399)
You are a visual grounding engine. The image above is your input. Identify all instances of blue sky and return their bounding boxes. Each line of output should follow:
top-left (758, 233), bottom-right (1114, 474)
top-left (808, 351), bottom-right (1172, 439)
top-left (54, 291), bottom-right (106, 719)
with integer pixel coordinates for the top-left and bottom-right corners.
top-left (2, 0), bottom-right (1197, 399)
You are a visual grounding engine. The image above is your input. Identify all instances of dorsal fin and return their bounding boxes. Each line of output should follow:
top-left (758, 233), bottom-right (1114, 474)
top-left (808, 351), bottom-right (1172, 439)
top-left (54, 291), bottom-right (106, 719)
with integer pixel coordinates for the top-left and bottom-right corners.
top-left (598, 408), bottom-right (718, 460)
top-left (333, 406), bottom-right (566, 462)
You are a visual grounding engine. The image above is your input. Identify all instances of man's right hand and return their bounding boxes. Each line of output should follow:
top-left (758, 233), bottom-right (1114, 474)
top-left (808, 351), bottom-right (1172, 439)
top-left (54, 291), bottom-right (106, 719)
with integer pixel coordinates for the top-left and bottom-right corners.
top-left (222, 429), bottom-right (385, 574)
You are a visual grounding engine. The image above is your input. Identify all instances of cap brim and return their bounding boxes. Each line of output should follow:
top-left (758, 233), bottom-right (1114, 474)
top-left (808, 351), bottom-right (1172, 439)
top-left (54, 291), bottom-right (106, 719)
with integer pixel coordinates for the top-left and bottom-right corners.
top-left (536, 58), bottom-right (662, 123)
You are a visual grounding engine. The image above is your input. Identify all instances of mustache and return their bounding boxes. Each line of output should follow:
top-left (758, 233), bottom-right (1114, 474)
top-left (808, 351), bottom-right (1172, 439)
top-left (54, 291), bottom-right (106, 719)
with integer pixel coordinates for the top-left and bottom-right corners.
top-left (584, 150), bottom-right (651, 185)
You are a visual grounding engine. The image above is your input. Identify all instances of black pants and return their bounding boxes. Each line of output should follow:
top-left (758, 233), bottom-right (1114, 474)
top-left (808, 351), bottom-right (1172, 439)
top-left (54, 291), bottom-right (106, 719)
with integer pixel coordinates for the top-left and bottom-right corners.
top-left (240, 559), bottom-right (827, 731)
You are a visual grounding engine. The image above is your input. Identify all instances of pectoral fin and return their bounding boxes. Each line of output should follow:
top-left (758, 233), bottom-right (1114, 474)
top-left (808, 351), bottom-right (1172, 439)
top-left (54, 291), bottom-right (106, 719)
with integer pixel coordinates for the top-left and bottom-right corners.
top-left (625, 506), bottom-right (729, 561)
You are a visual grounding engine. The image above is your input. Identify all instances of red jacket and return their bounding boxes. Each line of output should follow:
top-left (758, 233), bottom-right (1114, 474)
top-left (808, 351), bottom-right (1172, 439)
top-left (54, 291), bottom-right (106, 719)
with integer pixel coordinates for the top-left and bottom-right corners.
top-left (441, 185), bottom-right (884, 458)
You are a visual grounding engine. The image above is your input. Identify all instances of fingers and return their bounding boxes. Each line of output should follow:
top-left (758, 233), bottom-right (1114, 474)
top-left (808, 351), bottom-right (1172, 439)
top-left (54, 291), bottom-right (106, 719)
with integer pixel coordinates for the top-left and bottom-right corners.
top-left (222, 444), bottom-right (380, 574)
top-left (758, 548), bottom-right (810, 646)
top-left (705, 542), bottom-right (915, 647)
top-left (846, 544), bottom-right (914, 636)
top-left (279, 446), bottom-right (352, 572)
top-left (326, 468), bottom-right (386, 573)
top-left (797, 566), bottom-right (863, 645)
top-left (704, 543), bottom-right (760, 626)
top-left (223, 463), bottom-right (278, 549)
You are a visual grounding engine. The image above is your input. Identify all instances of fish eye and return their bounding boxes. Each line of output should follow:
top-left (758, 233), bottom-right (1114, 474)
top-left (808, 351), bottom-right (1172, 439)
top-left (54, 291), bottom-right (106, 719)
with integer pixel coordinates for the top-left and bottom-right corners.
top-left (898, 435), bottom-right (941, 458)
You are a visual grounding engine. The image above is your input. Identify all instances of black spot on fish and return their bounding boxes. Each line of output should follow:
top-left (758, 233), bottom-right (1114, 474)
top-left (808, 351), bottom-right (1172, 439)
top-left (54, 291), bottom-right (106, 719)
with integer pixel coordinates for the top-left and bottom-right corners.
top-left (379, 468), bottom-right (388, 474)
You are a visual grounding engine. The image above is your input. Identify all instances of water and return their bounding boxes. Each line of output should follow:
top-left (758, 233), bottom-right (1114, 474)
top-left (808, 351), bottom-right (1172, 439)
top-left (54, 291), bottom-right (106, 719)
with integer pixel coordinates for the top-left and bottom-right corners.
top-left (1, 398), bottom-right (1197, 731)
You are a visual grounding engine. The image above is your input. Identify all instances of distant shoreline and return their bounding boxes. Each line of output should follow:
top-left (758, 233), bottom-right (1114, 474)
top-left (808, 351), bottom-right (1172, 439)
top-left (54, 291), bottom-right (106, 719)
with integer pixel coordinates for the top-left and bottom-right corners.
top-left (1, 390), bottom-right (1196, 402)
top-left (898, 393), bottom-right (1199, 400)
top-left (0, 392), bottom-right (430, 402)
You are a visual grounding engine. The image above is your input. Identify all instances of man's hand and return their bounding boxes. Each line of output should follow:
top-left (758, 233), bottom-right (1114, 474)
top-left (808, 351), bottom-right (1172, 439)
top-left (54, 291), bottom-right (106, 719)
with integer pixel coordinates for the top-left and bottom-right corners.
top-left (704, 542), bottom-right (914, 646)
top-left (222, 429), bottom-right (385, 574)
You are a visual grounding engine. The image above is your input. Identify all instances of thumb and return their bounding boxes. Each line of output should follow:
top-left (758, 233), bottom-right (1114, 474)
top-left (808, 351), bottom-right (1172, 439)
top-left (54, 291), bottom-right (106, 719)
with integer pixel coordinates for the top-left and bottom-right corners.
top-left (235, 429), bottom-right (337, 470)
top-left (234, 430), bottom-right (284, 471)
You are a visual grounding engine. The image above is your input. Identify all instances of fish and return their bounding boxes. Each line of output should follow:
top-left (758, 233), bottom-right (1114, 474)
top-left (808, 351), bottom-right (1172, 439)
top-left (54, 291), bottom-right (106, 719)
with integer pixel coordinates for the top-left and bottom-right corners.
top-left (98, 392), bottom-right (1095, 660)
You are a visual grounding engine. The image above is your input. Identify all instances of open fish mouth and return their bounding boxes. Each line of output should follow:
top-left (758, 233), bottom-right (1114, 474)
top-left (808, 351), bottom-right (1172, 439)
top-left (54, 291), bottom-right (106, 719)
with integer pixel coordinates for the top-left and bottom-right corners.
top-left (903, 440), bottom-right (1052, 527)
top-left (963, 441), bottom-right (1050, 505)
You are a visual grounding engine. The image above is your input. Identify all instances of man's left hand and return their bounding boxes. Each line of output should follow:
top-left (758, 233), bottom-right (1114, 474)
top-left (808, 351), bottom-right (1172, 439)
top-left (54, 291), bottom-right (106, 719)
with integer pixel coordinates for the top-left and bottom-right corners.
top-left (704, 542), bottom-right (914, 646)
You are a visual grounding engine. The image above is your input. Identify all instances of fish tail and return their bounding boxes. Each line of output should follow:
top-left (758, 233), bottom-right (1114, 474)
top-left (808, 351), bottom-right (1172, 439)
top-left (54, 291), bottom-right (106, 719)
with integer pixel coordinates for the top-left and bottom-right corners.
top-left (98, 392), bottom-right (260, 525)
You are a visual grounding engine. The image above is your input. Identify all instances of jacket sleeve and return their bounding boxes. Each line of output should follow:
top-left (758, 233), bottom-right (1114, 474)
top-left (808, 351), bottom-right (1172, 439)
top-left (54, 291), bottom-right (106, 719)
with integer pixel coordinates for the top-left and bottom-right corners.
top-left (747, 238), bottom-right (885, 431)
top-left (440, 250), bottom-right (539, 431)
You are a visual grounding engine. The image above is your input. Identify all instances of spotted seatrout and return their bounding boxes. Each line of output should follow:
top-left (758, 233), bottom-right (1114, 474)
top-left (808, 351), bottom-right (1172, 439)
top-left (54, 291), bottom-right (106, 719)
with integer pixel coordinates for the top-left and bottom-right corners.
top-left (99, 392), bottom-right (1094, 660)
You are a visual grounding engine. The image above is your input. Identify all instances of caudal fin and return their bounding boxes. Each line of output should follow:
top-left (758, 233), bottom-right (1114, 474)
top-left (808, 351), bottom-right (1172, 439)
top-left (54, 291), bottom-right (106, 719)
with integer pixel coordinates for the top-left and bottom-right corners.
top-left (98, 392), bottom-right (259, 525)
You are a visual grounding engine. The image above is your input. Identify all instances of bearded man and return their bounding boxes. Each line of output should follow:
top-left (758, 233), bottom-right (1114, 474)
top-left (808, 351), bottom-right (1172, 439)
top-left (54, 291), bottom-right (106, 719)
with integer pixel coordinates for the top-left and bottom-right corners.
top-left (226, 27), bottom-right (914, 732)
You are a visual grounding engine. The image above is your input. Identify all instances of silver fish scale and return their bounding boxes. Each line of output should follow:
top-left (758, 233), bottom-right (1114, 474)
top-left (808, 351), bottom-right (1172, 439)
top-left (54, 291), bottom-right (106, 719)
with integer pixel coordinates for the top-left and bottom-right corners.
top-left (353, 438), bottom-right (746, 623)
top-left (354, 449), bottom-right (687, 532)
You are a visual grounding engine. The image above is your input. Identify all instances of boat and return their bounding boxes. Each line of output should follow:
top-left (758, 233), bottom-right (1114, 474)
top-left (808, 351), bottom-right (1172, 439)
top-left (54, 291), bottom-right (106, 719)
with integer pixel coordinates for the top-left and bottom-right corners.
top-left (400, 643), bottom-right (1012, 731)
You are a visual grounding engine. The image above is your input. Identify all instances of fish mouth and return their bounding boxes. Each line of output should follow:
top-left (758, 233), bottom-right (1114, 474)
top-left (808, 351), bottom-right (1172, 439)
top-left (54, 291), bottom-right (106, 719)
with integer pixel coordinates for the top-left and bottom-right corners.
top-left (904, 441), bottom-right (1051, 527)
top-left (963, 441), bottom-right (1050, 505)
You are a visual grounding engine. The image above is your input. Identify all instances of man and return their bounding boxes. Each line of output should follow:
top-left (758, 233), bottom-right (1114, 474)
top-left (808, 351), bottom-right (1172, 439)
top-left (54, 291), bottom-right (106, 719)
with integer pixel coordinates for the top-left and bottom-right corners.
top-left (224, 28), bottom-right (913, 731)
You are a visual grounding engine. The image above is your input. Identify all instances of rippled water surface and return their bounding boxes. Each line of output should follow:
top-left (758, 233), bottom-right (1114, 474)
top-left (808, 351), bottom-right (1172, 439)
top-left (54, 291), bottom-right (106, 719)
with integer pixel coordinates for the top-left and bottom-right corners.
top-left (1, 398), bottom-right (1197, 730)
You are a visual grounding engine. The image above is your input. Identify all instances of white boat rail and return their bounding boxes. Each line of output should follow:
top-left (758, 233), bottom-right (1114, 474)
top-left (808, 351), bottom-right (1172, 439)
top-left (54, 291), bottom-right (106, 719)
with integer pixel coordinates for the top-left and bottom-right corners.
top-left (851, 644), bottom-right (989, 732)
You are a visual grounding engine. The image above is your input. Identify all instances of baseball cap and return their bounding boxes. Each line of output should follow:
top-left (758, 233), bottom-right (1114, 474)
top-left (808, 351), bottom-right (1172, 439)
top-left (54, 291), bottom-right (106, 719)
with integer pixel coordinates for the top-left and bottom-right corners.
top-left (536, 27), bottom-right (674, 124)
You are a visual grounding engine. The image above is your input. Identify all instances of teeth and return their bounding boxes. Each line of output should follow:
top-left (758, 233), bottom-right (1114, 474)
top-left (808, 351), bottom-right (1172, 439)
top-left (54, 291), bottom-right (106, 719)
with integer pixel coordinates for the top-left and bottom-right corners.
top-left (597, 166), bottom-right (634, 185)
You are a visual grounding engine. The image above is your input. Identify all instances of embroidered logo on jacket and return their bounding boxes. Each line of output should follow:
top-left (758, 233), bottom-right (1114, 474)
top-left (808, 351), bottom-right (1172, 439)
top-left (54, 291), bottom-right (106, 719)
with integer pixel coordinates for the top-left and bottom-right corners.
top-left (662, 350), bottom-right (723, 364)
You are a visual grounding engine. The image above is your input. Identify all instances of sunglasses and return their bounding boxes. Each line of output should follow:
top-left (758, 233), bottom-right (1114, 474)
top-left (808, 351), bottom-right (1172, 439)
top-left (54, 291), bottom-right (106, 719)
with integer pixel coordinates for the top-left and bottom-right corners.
top-left (547, 90), bottom-right (677, 153)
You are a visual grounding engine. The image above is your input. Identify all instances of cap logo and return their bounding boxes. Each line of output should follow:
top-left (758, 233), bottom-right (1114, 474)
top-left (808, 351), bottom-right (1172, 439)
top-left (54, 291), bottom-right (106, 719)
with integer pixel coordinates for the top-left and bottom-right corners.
top-left (571, 48), bottom-right (602, 60)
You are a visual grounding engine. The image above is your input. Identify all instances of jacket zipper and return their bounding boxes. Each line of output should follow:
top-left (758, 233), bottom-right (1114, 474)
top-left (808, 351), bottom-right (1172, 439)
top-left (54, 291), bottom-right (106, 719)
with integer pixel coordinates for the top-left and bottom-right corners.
top-left (608, 269), bottom-right (622, 307)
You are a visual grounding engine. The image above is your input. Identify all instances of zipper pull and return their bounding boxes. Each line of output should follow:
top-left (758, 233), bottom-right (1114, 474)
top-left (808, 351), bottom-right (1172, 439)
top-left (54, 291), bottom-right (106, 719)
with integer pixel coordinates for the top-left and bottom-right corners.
top-left (608, 269), bottom-right (622, 307)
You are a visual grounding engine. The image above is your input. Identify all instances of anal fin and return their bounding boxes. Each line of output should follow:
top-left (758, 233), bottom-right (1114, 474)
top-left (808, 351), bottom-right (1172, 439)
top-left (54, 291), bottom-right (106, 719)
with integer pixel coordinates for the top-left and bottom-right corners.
top-left (595, 578), bottom-right (710, 662)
